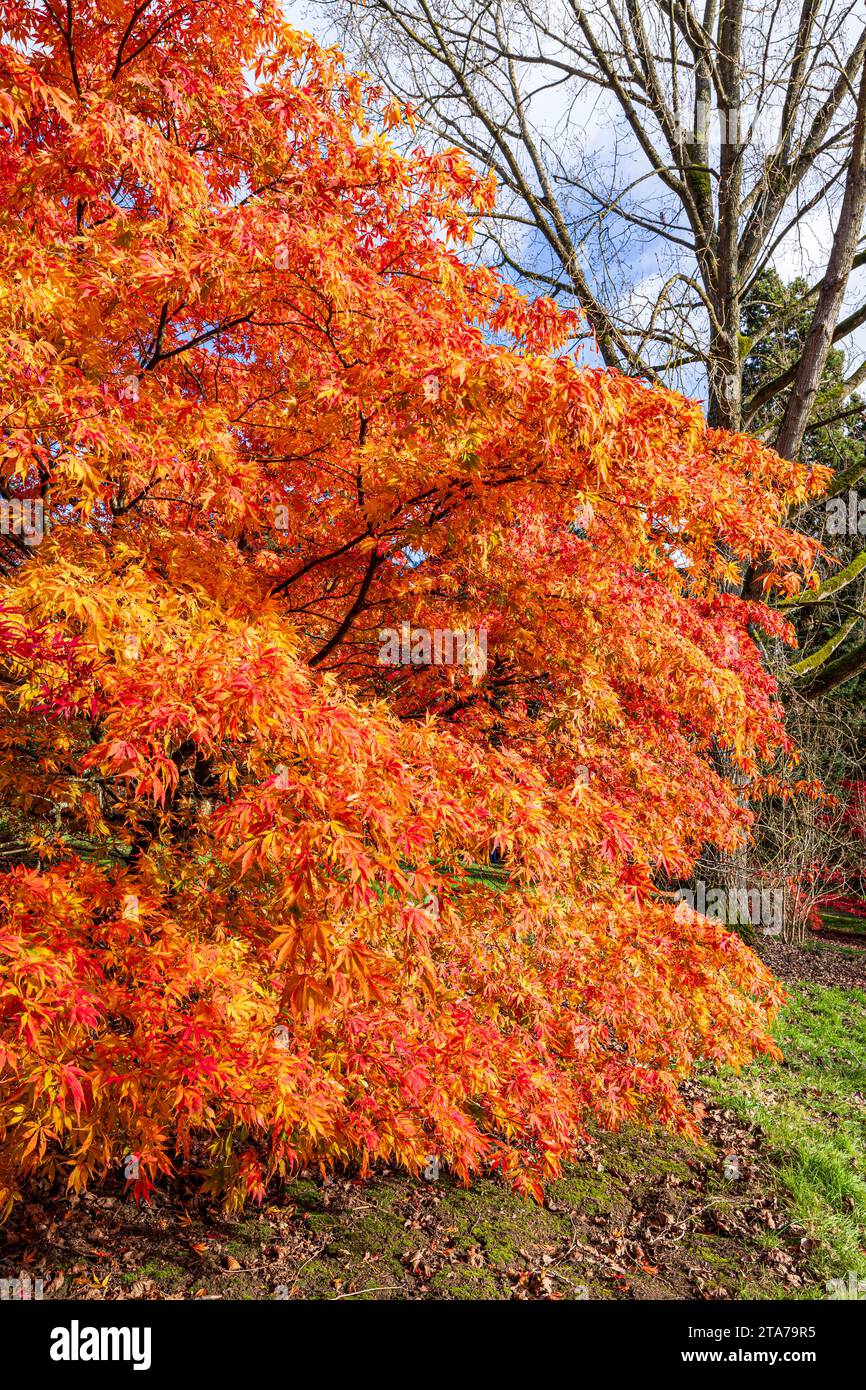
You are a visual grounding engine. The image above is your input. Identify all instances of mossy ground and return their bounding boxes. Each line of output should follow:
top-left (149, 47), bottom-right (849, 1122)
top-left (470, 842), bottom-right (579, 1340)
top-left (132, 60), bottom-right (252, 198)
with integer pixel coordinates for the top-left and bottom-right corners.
top-left (0, 1109), bottom-right (820, 1301)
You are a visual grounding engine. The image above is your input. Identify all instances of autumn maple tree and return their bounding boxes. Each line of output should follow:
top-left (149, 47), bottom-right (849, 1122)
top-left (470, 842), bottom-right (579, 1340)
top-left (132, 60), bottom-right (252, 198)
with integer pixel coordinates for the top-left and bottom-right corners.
top-left (0, 0), bottom-right (830, 1216)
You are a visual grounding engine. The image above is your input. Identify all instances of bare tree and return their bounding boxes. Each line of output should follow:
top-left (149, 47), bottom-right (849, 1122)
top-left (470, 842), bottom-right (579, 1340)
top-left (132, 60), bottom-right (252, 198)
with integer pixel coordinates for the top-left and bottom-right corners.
top-left (326, 0), bottom-right (864, 429)
top-left (321, 0), bottom-right (866, 690)
top-left (745, 681), bottom-right (866, 940)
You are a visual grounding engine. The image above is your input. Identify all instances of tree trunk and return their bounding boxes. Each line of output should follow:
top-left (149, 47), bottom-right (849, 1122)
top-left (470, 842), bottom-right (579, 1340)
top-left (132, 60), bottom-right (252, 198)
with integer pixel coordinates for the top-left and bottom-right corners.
top-left (775, 57), bottom-right (866, 460)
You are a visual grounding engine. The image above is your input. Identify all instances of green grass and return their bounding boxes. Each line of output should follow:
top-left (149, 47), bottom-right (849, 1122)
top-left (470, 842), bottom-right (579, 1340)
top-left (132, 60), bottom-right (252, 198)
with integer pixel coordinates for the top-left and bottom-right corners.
top-left (705, 979), bottom-right (866, 1288)
top-left (819, 909), bottom-right (866, 936)
top-left (121, 1259), bottom-right (184, 1289)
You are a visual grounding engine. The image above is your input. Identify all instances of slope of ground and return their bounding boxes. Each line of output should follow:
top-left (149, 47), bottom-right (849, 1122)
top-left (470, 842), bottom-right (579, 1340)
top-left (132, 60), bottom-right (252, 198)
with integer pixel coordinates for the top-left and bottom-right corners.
top-left (704, 934), bottom-right (866, 1288)
top-left (1, 935), bottom-right (863, 1301)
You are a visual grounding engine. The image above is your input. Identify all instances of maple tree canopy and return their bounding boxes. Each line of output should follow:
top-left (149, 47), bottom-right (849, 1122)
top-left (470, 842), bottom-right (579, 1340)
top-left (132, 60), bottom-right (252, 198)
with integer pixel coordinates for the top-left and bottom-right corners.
top-left (0, 0), bottom-right (829, 1213)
